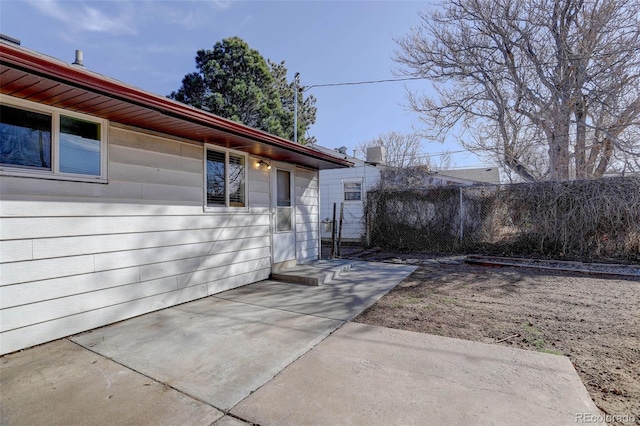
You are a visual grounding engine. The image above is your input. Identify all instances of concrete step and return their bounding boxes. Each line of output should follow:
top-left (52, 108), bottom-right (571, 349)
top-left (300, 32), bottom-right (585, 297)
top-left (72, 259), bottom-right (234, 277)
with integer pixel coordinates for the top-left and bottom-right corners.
top-left (270, 260), bottom-right (353, 286)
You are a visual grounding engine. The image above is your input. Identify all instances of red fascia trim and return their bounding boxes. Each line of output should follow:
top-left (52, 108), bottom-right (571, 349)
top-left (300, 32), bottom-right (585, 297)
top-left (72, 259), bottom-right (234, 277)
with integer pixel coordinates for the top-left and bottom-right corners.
top-left (0, 43), bottom-right (352, 168)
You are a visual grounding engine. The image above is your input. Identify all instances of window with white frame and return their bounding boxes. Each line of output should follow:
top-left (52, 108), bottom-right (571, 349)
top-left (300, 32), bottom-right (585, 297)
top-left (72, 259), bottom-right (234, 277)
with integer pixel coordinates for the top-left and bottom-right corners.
top-left (344, 180), bottom-right (362, 201)
top-left (0, 97), bottom-right (107, 181)
top-left (205, 145), bottom-right (247, 208)
top-left (275, 169), bottom-right (293, 232)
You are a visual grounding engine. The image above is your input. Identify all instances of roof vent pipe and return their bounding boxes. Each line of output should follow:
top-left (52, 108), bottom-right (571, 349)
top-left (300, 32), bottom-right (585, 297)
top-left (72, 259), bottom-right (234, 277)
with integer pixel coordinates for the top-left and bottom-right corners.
top-left (0, 33), bottom-right (21, 45)
top-left (72, 50), bottom-right (85, 67)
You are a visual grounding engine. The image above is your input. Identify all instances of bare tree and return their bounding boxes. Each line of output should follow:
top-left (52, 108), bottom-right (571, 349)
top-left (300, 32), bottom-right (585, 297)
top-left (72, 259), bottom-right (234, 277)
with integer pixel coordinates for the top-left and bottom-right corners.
top-left (355, 131), bottom-right (430, 168)
top-left (395, 0), bottom-right (640, 181)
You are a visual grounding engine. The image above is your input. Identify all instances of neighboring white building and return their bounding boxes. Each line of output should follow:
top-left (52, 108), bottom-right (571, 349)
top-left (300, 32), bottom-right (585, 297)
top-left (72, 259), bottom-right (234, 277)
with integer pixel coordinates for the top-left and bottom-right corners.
top-left (318, 146), bottom-right (382, 243)
top-left (420, 168), bottom-right (501, 186)
top-left (318, 144), bottom-right (500, 243)
top-left (0, 41), bottom-right (351, 355)
top-left (382, 166), bottom-right (501, 188)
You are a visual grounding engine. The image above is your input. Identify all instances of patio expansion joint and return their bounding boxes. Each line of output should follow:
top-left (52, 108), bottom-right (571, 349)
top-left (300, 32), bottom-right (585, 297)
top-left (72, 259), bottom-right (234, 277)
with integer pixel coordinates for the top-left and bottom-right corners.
top-left (226, 321), bottom-right (349, 417)
top-left (65, 338), bottom-right (231, 417)
top-left (215, 412), bottom-right (256, 425)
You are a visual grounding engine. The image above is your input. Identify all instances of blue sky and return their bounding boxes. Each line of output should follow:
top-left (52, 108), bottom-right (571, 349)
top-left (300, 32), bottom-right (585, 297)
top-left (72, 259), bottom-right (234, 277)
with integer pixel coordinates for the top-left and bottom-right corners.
top-left (1, 0), bottom-right (487, 168)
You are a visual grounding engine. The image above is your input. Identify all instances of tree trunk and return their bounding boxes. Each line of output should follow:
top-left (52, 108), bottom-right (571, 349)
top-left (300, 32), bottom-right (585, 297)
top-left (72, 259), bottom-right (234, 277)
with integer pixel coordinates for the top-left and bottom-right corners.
top-left (574, 95), bottom-right (587, 179)
top-left (546, 117), bottom-right (571, 180)
top-left (594, 137), bottom-right (614, 178)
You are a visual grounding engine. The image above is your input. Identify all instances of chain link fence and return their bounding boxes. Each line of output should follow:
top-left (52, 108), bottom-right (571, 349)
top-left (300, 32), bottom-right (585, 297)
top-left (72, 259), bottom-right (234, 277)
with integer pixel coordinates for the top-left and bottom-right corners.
top-left (366, 176), bottom-right (640, 263)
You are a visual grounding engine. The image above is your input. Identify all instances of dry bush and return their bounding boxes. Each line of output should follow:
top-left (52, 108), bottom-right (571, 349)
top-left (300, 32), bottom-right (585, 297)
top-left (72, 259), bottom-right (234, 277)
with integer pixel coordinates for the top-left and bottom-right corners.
top-left (498, 176), bottom-right (640, 261)
top-left (366, 176), bottom-right (640, 263)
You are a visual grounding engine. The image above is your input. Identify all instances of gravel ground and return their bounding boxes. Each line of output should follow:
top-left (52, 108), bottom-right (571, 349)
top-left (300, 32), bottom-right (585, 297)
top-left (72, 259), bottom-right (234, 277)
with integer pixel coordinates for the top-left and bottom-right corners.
top-left (353, 254), bottom-right (640, 425)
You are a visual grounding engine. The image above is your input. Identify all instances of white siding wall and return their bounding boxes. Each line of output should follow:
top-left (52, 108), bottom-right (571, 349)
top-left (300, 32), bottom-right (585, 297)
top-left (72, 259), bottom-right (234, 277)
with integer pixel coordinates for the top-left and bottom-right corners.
top-left (319, 162), bottom-right (380, 242)
top-left (0, 126), bottom-right (272, 355)
top-left (295, 167), bottom-right (319, 264)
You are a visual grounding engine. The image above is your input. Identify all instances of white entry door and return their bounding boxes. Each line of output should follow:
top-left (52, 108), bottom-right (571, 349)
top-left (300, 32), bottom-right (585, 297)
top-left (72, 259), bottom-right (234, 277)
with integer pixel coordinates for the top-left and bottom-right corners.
top-left (272, 167), bottom-right (296, 264)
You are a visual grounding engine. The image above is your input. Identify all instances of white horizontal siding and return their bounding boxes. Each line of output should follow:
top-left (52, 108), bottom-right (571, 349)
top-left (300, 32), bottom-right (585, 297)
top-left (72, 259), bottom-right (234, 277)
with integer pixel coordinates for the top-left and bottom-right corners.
top-left (0, 199), bottom-right (204, 217)
top-left (295, 168), bottom-right (319, 264)
top-left (250, 192), bottom-right (270, 207)
top-left (138, 246), bottom-right (269, 282)
top-left (0, 126), bottom-right (273, 355)
top-left (319, 163), bottom-right (380, 241)
top-left (0, 240), bottom-right (33, 263)
top-left (109, 143), bottom-right (203, 173)
top-left (0, 283), bottom-right (209, 355)
top-left (0, 211), bottom-right (268, 240)
top-left (1, 257), bottom-right (271, 332)
top-left (1, 267), bottom-right (141, 310)
top-left (33, 228), bottom-right (269, 260)
top-left (1, 255), bottom-right (96, 286)
top-left (296, 205), bottom-right (319, 217)
top-left (0, 265), bottom-right (272, 356)
top-left (297, 247), bottom-right (319, 263)
top-left (0, 177), bottom-right (144, 200)
top-left (249, 163), bottom-right (271, 208)
top-left (296, 229), bottom-right (318, 242)
top-left (109, 161), bottom-right (202, 187)
top-left (179, 256), bottom-right (271, 290)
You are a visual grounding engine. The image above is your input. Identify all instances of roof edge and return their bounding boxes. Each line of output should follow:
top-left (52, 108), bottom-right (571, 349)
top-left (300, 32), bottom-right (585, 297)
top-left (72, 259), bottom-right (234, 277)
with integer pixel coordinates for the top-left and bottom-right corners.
top-left (0, 42), bottom-right (352, 169)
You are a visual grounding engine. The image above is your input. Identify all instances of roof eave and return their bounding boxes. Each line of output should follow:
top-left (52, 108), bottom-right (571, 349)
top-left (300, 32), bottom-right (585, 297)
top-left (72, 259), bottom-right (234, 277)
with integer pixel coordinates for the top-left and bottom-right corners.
top-left (0, 42), bottom-right (352, 170)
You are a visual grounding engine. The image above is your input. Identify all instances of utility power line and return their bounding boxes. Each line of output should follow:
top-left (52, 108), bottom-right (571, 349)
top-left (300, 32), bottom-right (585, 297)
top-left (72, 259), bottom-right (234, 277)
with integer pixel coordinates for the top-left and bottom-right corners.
top-left (415, 149), bottom-right (470, 158)
top-left (302, 77), bottom-right (426, 91)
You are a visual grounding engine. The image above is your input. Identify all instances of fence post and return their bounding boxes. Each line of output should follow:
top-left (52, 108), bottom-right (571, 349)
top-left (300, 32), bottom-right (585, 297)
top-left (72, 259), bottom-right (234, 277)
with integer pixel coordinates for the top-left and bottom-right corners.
top-left (459, 187), bottom-right (464, 244)
top-left (330, 202), bottom-right (337, 258)
top-left (365, 201), bottom-right (371, 247)
top-left (337, 202), bottom-right (345, 257)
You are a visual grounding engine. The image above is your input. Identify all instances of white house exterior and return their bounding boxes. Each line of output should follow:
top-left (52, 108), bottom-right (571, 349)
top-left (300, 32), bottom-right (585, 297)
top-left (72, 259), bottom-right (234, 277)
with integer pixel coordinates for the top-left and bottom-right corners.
top-left (318, 148), bottom-right (381, 243)
top-left (0, 41), bottom-right (351, 355)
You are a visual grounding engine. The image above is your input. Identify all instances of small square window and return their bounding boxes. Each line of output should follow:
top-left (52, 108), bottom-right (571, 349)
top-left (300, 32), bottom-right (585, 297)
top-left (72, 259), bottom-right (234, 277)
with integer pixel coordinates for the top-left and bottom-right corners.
top-left (344, 181), bottom-right (362, 201)
top-left (205, 146), bottom-right (247, 208)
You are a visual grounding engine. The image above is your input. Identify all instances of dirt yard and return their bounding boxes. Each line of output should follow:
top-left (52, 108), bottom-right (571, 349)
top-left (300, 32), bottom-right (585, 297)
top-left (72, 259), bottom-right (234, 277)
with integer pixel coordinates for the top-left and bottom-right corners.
top-left (353, 256), bottom-right (640, 425)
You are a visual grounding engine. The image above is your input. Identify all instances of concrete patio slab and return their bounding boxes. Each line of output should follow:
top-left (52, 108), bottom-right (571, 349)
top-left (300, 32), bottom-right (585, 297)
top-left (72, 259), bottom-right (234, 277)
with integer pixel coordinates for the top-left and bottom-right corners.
top-left (71, 297), bottom-right (343, 412)
top-left (217, 261), bottom-right (418, 321)
top-left (2, 259), bottom-right (600, 426)
top-left (0, 339), bottom-right (222, 426)
top-left (232, 322), bottom-right (604, 426)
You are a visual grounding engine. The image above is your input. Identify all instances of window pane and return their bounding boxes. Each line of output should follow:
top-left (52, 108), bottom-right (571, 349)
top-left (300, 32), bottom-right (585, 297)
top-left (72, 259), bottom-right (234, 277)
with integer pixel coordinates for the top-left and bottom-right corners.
top-left (0, 104), bottom-right (52, 170)
top-left (344, 182), bottom-right (362, 201)
top-left (276, 207), bottom-right (293, 232)
top-left (344, 182), bottom-right (361, 191)
top-left (276, 170), bottom-right (292, 231)
top-left (277, 170), bottom-right (291, 207)
top-left (345, 191), bottom-right (362, 201)
top-left (229, 154), bottom-right (245, 207)
top-left (59, 115), bottom-right (101, 175)
top-left (206, 149), bottom-right (226, 206)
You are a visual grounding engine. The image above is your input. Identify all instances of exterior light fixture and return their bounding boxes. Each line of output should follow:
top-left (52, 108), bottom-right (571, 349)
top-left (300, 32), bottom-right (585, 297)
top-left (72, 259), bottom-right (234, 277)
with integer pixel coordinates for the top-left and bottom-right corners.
top-left (257, 160), bottom-right (271, 170)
